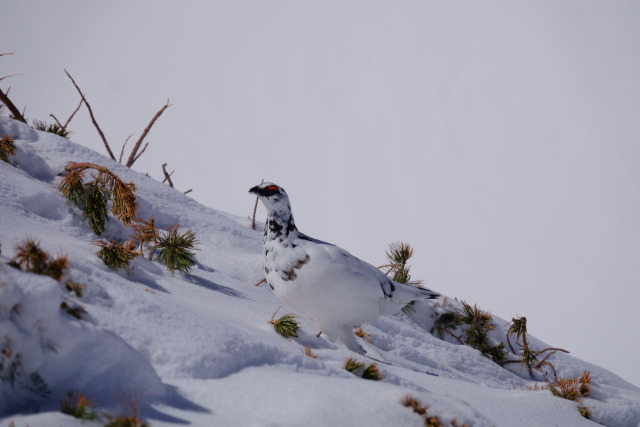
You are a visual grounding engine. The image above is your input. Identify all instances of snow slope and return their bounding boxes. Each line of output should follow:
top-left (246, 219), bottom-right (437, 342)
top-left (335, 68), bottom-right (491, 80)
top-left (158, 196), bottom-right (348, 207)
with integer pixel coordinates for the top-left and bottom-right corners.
top-left (1, 118), bottom-right (639, 426)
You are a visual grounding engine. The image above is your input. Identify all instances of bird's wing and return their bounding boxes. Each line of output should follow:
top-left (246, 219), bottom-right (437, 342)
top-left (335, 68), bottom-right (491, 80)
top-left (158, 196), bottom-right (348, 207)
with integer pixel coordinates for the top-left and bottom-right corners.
top-left (297, 235), bottom-right (396, 298)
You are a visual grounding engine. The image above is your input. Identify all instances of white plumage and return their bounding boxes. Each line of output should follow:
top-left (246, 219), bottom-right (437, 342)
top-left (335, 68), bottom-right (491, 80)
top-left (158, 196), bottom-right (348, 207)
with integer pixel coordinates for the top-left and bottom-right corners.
top-left (249, 182), bottom-right (439, 352)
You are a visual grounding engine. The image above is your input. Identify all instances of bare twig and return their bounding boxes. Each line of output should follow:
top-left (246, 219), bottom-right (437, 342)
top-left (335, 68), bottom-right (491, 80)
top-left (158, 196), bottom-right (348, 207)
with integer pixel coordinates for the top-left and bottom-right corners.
top-left (183, 189), bottom-right (193, 195)
top-left (50, 98), bottom-right (82, 132)
top-left (65, 70), bottom-right (116, 161)
top-left (119, 135), bottom-right (133, 163)
top-left (63, 97), bottom-right (83, 129)
top-left (131, 141), bottom-right (149, 164)
top-left (161, 163), bottom-right (174, 187)
top-left (251, 179), bottom-right (264, 230)
top-left (125, 101), bottom-right (171, 167)
top-left (0, 74), bottom-right (19, 82)
top-left (49, 114), bottom-right (64, 128)
top-left (0, 88), bottom-right (27, 123)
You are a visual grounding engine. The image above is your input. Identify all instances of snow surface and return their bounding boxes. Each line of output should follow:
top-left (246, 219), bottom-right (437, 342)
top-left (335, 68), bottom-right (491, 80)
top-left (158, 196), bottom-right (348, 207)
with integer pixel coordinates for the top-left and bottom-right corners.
top-left (1, 119), bottom-right (639, 426)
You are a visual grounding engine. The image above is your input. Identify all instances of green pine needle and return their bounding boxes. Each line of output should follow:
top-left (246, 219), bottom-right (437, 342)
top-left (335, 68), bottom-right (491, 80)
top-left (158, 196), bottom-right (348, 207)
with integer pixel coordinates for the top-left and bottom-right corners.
top-left (83, 180), bottom-right (109, 235)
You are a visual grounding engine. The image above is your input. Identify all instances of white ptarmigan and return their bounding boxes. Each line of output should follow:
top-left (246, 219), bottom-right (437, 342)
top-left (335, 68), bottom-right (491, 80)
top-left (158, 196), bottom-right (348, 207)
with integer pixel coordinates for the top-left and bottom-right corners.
top-left (249, 182), bottom-right (439, 352)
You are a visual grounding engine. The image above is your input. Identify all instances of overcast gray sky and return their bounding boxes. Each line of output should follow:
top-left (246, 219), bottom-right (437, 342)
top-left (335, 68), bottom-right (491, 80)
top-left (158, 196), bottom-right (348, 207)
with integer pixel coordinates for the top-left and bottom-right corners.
top-left (3, 0), bottom-right (640, 387)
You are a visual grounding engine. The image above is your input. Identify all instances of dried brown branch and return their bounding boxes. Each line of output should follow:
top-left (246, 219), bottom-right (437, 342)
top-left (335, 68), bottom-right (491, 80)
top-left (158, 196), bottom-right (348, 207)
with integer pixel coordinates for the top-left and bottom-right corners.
top-left (49, 114), bottom-right (64, 128)
top-left (0, 87), bottom-right (27, 123)
top-left (125, 101), bottom-right (171, 167)
top-left (64, 70), bottom-right (116, 161)
top-left (131, 141), bottom-right (149, 164)
top-left (161, 163), bottom-right (174, 187)
top-left (50, 98), bottom-right (82, 132)
top-left (183, 189), bottom-right (193, 195)
top-left (63, 97), bottom-right (83, 129)
top-left (0, 74), bottom-right (19, 82)
top-left (119, 135), bottom-right (133, 163)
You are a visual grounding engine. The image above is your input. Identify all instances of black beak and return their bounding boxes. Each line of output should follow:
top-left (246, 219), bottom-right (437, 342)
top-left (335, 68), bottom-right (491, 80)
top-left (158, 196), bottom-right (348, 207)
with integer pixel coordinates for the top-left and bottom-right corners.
top-left (249, 185), bottom-right (261, 195)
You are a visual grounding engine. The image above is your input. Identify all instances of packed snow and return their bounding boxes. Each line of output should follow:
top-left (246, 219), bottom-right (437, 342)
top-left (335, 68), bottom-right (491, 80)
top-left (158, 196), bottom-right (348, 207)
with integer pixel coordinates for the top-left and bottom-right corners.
top-left (1, 118), bottom-right (639, 426)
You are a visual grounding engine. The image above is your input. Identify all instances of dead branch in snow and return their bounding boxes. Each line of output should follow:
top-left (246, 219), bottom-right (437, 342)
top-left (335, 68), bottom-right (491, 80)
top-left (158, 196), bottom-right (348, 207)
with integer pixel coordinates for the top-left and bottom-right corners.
top-left (65, 70), bottom-right (116, 161)
top-left (125, 101), bottom-right (170, 167)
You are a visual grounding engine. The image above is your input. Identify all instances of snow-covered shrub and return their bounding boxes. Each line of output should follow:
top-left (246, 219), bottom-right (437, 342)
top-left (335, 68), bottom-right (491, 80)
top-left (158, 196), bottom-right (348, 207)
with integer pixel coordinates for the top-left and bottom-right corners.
top-left (344, 358), bottom-right (384, 381)
top-left (401, 395), bottom-right (451, 427)
top-left (502, 316), bottom-right (568, 381)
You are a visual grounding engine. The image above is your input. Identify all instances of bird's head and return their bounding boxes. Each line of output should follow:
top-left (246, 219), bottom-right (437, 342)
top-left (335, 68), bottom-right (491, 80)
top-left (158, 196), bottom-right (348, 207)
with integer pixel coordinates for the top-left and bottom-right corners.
top-left (249, 182), bottom-right (292, 215)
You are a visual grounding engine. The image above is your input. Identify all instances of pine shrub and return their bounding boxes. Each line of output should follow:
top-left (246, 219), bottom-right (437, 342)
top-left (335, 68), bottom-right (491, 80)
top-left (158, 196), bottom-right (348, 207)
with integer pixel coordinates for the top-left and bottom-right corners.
top-left (65, 280), bottom-right (85, 298)
top-left (60, 391), bottom-right (98, 420)
top-left (344, 357), bottom-right (384, 381)
top-left (503, 316), bottom-right (569, 380)
top-left (382, 242), bottom-right (421, 285)
top-left (268, 310), bottom-right (300, 339)
top-left (401, 395), bottom-right (450, 427)
top-left (32, 119), bottom-right (72, 139)
top-left (0, 135), bottom-right (16, 163)
top-left (9, 239), bottom-right (69, 281)
top-left (129, 217), bottom-right (160, 258)
top-left (155, 225), bottom-right (198, 273)
top-left (58, 162), bottom-right (137, 234)
top-left (60, 301), bottom-right (88, 320)
top-left (457, 302), bottom-right (506, 364)
top-left (95, 239), bottom-right (138, 270)
top-left (547, 372), bottom-right (592, 419)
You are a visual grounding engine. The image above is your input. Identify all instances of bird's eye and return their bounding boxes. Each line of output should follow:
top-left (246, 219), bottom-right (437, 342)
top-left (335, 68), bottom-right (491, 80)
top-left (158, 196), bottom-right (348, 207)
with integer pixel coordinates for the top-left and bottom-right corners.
top-left (266, 185), bottom-right (279, 191)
